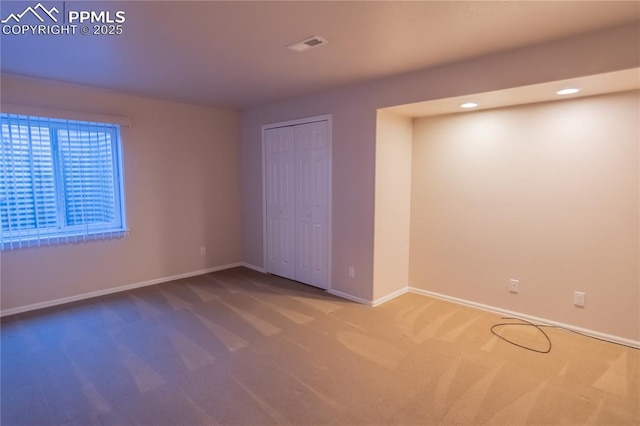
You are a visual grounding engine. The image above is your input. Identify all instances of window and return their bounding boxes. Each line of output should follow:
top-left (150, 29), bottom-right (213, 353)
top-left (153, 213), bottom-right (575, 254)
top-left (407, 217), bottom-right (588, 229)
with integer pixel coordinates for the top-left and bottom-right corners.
top-left (0, 113), bottom-right (127, 249)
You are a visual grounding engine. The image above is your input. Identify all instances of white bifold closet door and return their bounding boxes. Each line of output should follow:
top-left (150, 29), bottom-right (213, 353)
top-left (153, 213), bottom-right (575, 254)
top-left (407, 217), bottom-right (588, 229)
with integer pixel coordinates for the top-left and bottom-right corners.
top-left (265, 120), bottom-right (329, 289)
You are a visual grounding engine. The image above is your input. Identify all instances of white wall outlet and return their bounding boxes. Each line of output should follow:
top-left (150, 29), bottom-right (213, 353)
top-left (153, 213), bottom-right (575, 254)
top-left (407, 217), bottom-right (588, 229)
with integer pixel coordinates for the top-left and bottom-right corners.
top-left (509, 279), bottom-right (519, 293)
top-left (200, 246), bottom-right (206, 256)
top-left (574, 291), bottom-right (586, 307)
top-left (348, 267), bottom-right (355, 278)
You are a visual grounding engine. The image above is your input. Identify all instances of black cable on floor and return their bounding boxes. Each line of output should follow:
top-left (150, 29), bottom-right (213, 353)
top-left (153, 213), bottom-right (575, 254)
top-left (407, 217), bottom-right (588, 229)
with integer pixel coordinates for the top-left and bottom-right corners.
top-left (491, 317), bottom-right (640, 353)
top-left (490, 317), bottom-right (552, 353)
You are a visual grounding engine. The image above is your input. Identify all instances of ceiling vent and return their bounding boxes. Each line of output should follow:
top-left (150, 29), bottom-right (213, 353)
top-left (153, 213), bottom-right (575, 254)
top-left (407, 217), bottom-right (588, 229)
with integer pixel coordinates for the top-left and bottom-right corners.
top-left (286, 36), bottom-right (329, 53)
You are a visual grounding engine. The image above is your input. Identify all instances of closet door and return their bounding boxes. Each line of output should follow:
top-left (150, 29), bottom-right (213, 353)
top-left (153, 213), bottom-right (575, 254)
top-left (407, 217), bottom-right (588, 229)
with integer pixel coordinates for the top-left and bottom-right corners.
top-left (264, 119), bottom-right (330, 290)
top-left (294, 121), bottom-right (329, 289)
top-left (265, 126), bottom-right (296, 280)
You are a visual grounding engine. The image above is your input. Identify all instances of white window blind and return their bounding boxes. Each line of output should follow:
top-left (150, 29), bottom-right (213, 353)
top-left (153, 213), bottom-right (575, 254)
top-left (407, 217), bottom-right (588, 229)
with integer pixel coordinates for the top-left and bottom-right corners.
top-left (0, 113), bottom-right (127, 249)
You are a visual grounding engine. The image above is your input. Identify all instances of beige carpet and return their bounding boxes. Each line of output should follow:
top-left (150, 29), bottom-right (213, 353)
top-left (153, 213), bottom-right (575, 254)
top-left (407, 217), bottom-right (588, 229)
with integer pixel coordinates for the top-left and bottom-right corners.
top-left (1, 267), bottom-right (638, 425)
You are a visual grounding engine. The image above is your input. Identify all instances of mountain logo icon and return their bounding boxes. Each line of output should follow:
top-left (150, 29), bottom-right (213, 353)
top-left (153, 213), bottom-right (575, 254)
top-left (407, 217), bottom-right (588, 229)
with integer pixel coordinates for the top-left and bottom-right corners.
top-left (1, 3), bottom-right (59, 24)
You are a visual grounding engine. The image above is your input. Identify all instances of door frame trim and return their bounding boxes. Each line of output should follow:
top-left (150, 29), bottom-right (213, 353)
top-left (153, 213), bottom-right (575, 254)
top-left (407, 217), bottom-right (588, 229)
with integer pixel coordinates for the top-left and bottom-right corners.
top-left (261, 114), bottom-right (333, 291)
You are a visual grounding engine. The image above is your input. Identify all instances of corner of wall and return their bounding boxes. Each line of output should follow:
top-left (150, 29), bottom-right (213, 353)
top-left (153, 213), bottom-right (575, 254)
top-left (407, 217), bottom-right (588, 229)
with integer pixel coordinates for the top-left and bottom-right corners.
top-left (373, 109), bottom-right (413, 300)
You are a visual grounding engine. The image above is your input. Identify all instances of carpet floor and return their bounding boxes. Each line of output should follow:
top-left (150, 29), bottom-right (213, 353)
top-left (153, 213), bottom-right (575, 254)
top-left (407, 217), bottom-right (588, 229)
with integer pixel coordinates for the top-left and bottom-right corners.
top-left (1, 267), bottom-right (638, 425)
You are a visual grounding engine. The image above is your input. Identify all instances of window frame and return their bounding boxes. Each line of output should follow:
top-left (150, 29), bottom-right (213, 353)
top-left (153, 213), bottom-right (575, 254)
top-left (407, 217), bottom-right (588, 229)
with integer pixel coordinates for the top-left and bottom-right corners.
top-left (0, 113), bottom-right (128, 249)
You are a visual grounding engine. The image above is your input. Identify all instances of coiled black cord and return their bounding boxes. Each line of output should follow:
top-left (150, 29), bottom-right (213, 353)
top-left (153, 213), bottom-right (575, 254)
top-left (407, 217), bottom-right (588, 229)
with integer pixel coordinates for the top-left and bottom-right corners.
top-left (491, 317), bottom-right (552, 353)
top-left (490, 317), bottom-right (639, 353)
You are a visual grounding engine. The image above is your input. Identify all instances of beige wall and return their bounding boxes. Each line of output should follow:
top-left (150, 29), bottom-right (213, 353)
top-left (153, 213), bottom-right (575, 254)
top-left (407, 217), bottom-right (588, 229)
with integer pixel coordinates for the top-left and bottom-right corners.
top-left (373, 110), bottom-right (412, 300)
top-left (0, 75), bottom-right (243, 311)
top-left (240, 24), bottom-right (639, 301)
top-left (410, 91), bottom-right (639, 340)
top-left (242, 101), bottom-right (378, 300)
top-left (0, 24), bottom-right (635, 337)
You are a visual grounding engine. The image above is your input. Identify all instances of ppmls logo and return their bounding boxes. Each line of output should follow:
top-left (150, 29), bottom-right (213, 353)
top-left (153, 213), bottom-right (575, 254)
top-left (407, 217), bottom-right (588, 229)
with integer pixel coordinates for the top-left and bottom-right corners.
top-left (1, 2), bottom-right (59, 23)
top-left (1, 2), bottom-right (126, 36)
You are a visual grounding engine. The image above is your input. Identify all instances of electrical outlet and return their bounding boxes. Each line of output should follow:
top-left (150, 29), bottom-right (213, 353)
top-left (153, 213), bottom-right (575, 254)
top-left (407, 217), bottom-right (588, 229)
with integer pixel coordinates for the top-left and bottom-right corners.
top-left (348, 267), bottom-right (355, 278)
top-left (200, 246), bottom-right (206, 256)
top-left (509, 279), bottom-right (519, 293)
top-left (574, 291), bottom-right (585, 307)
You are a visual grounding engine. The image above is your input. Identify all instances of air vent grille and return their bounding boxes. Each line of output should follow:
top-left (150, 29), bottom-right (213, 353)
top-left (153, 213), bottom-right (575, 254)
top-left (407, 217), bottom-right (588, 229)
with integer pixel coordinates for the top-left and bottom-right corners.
top-left (287, 36), bottom-right (329, 52)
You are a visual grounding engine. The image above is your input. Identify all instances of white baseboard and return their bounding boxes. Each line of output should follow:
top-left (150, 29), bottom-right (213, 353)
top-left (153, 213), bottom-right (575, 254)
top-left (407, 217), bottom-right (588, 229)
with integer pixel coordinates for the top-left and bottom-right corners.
top-left (327, 283), bottom-right (640, 348)
top-left (240, 262), bottom-right (266, 273)
top-left (326, 286), bottom-right (408, 307)
top-left (371, 287), bottom-right (409, 307)
top-left (327, 289), bottom-right (374, 306)
top-left (409, 287), bottom-right (640, 349)
top-left (0, 262), bottom-right (243, 317)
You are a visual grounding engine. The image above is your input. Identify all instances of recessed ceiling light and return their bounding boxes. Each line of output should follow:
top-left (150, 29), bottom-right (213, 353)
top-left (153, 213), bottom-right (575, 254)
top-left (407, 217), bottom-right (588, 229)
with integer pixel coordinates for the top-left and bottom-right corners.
top-left (556, 88), bottom-right (580, 95)
top-left (286, 36), bottom-right (329, 53)
top-left (460, 102), bottom-right (478, 109)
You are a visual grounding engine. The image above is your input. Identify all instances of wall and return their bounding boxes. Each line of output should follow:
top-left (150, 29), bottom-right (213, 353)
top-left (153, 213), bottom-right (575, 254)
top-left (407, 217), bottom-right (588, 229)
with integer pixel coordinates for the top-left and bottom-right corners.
top-left (373, 110), bottom-right (412, 301)
top-left (240, 23), bottom-right (640, 301)
top-left (0, 74), bottom-right (243, 312)
top-left (410, 91), bottom-right (639, 340)
top-left (242, 99), bottom-right (378, 300)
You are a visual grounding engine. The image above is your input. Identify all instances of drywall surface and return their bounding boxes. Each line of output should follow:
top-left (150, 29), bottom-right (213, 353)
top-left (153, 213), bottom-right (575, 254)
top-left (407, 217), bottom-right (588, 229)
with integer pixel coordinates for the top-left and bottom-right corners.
top-left (374, 110), bottom-right (412, 300)
top-left (0, 74), bottom-right (242, 311)
top-left (410, 91), bottom-right (639, 340)
top-left (240, 23), bottom-right (639, 301)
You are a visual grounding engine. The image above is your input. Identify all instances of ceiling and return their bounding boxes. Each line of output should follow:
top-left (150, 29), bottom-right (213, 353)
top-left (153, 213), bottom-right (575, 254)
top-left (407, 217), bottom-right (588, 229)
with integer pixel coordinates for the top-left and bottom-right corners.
top-left (1, 1), bottom-right (639, 110)
top-left (385, 68), bottom-right (640, 118)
